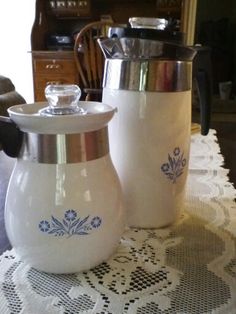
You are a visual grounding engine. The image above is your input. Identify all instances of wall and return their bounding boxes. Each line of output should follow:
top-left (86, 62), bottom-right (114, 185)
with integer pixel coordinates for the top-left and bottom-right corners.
top-left (0, 0), bottom-right (35, 103)
top-left (195, 0), bottom-right (236, 95)
top-left (195, 0), bottom-right (235, 44)
top-left (195, 0), bottom-right (234, 27)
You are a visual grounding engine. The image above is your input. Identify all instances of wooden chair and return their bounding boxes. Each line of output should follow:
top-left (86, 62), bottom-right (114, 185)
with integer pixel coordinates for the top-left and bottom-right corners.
top-left (73, 21), bottom-right (113, 101)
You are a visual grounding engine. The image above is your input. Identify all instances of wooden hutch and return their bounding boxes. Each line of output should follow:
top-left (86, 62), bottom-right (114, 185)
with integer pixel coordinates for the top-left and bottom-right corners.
top-left (31, 0), bottom-right (186, 101)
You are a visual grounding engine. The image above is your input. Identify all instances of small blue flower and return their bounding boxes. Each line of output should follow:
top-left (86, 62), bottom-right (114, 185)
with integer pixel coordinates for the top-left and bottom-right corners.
top-left (91, 216), bottom-right (102, 228)
top-left (161, 163), bottom-right (169, 172)
top-left (39, 220), bottom-right (50, 232)
top-left (173, 147), bottom-right (180, 156)
top-left (65, 209), bottom-right (77, 221)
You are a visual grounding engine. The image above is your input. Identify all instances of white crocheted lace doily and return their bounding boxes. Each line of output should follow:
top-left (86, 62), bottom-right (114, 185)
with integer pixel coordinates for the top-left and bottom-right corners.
top-left (0, 130), bottom-right (235, 314)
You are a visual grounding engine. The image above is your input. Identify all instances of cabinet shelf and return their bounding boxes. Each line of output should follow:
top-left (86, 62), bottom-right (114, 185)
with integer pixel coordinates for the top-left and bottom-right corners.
top-left (31, 0), bottom-right (183, 101)
top-left (46, 0), bottom-right (91, 18)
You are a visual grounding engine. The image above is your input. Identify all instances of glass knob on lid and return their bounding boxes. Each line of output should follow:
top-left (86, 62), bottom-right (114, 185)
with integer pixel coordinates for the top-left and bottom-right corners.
top-left (40, 84), bottom-right (86, 115)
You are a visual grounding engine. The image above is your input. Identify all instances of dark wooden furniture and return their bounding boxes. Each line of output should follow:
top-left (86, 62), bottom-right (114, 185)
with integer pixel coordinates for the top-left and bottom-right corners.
top-left (74, 20), bottom-right (113, 101)
top-left (32, 51), bottom-right (79, 101)
top-left (30, 0), bottom-right (183, 101)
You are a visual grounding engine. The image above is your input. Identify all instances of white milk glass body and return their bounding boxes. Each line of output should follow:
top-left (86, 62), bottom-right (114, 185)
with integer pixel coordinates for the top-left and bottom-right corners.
top-left (5, 155), bottom-right (123, 273)
top-left (103, 89), bottom-right (191, 228)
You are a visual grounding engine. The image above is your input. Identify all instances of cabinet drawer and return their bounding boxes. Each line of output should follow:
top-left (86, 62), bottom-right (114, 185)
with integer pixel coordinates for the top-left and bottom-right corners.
top-left (34, 59), bottom-right (77, 74)
top-left (35, 74), bottom-right (78, 87)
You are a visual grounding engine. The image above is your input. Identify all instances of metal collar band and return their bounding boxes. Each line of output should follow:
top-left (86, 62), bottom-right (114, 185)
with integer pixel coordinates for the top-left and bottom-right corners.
top-left (19, 127), bottom-right (109, 164)
top-left (103, 59), bottom-right (193, 92)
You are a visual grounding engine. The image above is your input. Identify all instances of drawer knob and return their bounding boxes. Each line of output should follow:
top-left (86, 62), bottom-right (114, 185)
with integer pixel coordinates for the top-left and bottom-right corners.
top-left (46, 81), bottom-right (62, 85)
top-left (45, 64), bottom-right (61, 69)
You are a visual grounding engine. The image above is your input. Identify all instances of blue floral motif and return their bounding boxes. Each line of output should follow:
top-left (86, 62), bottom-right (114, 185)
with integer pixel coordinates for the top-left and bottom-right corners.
top-left (38, 210), bottom-right (102, 237)
top-left (39, 220), bottom-right (50, 232)
top-left (161, 147), bottom-right (187, 183)
top-left (173, 147), bottom-right (180, 156)
top-left (65, 209), bottom-right (77, 221)
top-left (91, 216), bottom-right (102, 228)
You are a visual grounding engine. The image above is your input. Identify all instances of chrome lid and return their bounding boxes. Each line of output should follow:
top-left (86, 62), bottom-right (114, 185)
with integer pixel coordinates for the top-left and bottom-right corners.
top-left (99, 38), bottom-right (195, 92)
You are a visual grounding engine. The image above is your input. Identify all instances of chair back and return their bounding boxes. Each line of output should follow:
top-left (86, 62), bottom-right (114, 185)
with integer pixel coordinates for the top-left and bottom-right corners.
top-left (74, 21), bottom-right (112, 101)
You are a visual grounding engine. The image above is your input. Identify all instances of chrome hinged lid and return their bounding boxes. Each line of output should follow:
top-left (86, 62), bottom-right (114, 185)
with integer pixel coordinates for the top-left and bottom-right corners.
top-left (98, 38), bottom-right (196, 92)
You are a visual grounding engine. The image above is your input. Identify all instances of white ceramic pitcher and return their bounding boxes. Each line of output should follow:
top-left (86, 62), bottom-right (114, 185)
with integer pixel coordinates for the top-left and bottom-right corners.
top-left (0, 85), bottom-right (124, 274)
top-left (99, 38), bottom-right (209, 228)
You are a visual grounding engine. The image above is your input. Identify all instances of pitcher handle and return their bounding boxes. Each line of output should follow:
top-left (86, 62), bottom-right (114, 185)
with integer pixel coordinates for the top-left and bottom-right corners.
top-left (0, 116), bottom-right (23, 158)
top-left (196, 70), bottom-right (211, 135)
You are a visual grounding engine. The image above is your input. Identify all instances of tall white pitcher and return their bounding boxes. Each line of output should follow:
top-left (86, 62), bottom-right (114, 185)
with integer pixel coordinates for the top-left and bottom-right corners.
top-left (99, 38), bottom-right (209, 228)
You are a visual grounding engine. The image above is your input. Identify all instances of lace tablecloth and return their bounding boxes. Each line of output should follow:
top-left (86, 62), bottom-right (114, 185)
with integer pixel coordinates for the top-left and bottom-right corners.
top-left (0, 130), bottom-right (235, 314)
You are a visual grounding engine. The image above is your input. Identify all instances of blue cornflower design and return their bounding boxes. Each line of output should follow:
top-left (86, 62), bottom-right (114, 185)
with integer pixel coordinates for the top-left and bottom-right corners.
top-left (91, 216), bottom-right (102, 228)
top-left (161, 147), bottom-right (187, 183)
top-left (39, 220), bottom-right (50, 232)
top-left (38, 210), bottom-right (102, 237)
top-left (65, 209), bottom-right (77, 221)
